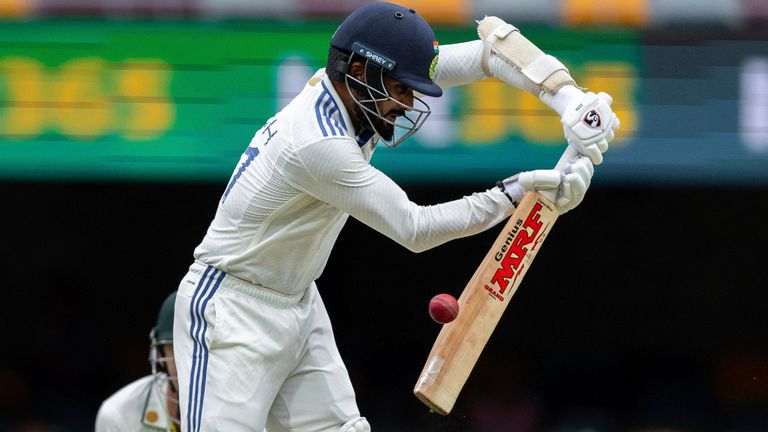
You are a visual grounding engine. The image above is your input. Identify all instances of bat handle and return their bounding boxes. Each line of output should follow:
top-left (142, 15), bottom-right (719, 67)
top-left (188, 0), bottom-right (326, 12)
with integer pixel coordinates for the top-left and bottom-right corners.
top-left (554, 145), bottom-right (579, 171)
top-left (540, 145), bottom-right (580, 203)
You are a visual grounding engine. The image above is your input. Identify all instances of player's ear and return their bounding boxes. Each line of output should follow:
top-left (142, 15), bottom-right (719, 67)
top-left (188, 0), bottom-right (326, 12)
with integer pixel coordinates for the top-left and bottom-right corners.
top-left (348, 60), bottom-right (366, 82)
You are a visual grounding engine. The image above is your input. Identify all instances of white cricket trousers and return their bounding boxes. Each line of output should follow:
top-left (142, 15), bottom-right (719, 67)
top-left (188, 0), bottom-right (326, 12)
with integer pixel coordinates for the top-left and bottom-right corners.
top-left (173, 261), bottom-right (364, 431)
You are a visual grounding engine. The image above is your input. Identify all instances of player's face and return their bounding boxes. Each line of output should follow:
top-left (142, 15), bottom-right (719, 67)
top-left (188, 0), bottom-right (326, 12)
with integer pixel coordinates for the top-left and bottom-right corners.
top-left (351, 75), bottom-right (413, 141)
top-left (374, 77), bottom-right (414, 140)
top-left (160, 344), bottom-right (180, 425)
top-left (160, 344), bottom-right (178, 386)
top-left (344, 60), bottom-right (421, 143)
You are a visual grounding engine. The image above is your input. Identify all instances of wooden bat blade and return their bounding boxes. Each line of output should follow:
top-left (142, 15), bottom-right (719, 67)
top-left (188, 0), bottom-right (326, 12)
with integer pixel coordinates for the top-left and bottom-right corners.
top-left (414, 191), bottom-right (559, 415)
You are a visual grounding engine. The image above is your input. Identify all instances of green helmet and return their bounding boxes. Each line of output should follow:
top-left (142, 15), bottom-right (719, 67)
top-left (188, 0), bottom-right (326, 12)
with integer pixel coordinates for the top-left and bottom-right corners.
top-left (151, 291), bottom-right (176, 346)
top-left (147, 291), bottom-right (181, 428)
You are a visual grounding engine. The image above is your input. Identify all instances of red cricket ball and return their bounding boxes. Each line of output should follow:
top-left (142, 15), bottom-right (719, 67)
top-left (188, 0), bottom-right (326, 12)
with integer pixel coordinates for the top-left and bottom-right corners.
top-left (429, 293), bottom-right (459, 324)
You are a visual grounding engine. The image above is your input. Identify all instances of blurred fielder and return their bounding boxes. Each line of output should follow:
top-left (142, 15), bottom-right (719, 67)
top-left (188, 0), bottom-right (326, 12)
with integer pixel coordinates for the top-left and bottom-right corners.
top-left (96, 292), bottom-right (180, 431)
top-left (173, 2), bottom-right (619, 431)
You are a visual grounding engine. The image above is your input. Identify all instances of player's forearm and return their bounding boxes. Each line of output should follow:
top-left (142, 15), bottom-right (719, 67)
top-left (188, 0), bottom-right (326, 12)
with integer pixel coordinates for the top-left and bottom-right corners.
top-left (436, 39), bottom-right (534, 91)
top-left (348, 182), bottom-right (514, 253)
top-left (436, 18), bottom-right (582, 115)
top-left (398, 188), bottom-right (514, 253)
top-left (322, 174), bottom-right (514, 253)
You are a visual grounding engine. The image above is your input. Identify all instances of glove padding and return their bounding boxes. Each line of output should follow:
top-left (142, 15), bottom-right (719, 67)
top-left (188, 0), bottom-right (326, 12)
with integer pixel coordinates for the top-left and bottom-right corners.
top-left (560, 91), bottom-right (619, 165)
top-left (501, 169), bottom-right (561, 204)
top-left (555, 155), bottom-right (594, 215)
top-left (501, 156), bottom-right (594, 215)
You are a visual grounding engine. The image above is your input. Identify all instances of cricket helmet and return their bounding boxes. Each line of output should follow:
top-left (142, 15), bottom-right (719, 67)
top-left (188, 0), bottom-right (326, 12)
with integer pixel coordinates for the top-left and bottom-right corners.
top-left (148, 291), bottom-right (180, 428)
top-left (330, 2), bottom-right (441, 147)
top-left (149, 291), bottom-right (176, 375)
top-left (151, 291), bottom-right (176, 346)
top-left (331, 2), bottom-right (442, 97)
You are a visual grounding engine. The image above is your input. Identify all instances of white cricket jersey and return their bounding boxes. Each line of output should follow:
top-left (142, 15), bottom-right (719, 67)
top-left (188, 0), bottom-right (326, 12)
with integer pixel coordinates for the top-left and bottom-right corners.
top-left (95, 374), bottom-right (175, 432)
top-left (194, 68), bottom-right (515, 295)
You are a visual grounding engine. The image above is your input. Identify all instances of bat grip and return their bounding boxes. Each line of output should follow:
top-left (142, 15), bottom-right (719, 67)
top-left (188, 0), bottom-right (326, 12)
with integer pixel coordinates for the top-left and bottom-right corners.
top-left (539, 145), bottom-right (580, 203)
top-left (554, 145), bottom-right (579, 171)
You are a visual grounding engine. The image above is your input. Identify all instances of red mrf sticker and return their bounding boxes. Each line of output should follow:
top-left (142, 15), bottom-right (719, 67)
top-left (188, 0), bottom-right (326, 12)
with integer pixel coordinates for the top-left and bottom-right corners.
top-left (484, 202), bottom-right (545, 302)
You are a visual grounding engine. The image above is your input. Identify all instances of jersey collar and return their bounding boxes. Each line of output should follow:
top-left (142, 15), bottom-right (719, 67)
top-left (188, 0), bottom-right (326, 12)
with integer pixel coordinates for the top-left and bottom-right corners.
top-left (321, 73), bottom-right (376, 147)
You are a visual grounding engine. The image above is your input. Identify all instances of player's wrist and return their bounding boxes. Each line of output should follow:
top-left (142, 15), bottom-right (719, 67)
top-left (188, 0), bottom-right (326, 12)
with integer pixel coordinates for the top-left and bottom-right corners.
top-left (495, 180), bottom-right (519, 207)
top-left (549, 85), bottom-right (585, 117)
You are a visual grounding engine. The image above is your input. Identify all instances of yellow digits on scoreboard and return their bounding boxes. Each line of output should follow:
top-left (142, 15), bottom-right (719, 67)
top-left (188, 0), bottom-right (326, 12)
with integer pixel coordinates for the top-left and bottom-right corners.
top-left (0, 57), bottom-right (174, 140)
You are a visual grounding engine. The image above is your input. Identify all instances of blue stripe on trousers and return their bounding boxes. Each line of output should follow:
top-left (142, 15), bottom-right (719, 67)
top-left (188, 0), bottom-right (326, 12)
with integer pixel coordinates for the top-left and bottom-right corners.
top-left (196, 271), bottom-right (226, 431)
top-left (187, 266), bottom-right (216, 432)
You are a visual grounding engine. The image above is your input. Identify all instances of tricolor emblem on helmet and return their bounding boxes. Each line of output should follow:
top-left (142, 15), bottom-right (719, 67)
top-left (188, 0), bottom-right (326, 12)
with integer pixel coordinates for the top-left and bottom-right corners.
top-left (429, 41), bottom-right (439, 81)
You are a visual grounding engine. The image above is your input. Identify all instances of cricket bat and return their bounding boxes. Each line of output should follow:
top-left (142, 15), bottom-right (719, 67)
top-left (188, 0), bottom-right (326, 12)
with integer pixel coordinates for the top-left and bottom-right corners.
top-left (414, 146), bottom-right (579, 415)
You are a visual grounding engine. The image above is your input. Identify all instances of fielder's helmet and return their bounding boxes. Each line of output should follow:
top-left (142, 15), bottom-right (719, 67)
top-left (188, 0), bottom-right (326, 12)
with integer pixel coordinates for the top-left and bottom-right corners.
top-left (331, 2), bottom-right (442, 97)
top-left (148, 291), bottom-right (180, 428)
top-left (151, 291), bottom-right (176, 346)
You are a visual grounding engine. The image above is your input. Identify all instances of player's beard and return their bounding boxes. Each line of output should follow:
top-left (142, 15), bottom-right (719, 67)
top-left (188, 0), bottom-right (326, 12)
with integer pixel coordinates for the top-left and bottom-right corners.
top-left (351, 88), bottom-right (401, 141)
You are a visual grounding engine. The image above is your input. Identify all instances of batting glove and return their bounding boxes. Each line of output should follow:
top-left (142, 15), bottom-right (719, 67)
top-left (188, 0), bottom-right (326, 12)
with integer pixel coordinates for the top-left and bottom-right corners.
top-left (499, 156), bottom-right (593, 214)
top-left (560, 91), bottom-right (620, 165)
top-left (555, 155), bottom-right (594, 215)
top-left (499, 169), bottom-right (562, 205)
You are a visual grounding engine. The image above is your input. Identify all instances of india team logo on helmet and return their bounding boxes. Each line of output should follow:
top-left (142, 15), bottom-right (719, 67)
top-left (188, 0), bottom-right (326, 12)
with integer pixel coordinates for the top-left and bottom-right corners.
top-left (429, 41), bottom-right (439, 81)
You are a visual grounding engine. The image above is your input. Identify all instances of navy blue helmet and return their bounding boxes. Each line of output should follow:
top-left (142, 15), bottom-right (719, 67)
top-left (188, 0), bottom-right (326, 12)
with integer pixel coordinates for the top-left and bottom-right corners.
top-left (330, 3), bottom-right (441, 147)
top-left (331, 2), bottom-right (442, 97)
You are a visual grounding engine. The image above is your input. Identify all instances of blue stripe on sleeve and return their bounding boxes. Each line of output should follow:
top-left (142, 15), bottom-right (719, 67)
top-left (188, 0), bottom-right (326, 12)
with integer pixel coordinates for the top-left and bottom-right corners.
top-left (314, 92), bottom-right (329, 137)
top-left (221, 146), bottom-right (260, 203)
top-left (321, 81), bottom-right (348, 132)
top-left (322, 94), bottom-right (339, 136)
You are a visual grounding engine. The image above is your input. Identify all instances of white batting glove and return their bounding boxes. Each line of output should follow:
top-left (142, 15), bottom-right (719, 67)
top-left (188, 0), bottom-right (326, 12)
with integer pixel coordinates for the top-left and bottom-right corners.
top-left (499, 169), bottom-right (561, 204)
top-left (555, 155), bottom-right (594, 215)
top-left (560, 91), bottom-right (620, 165)
top-left (499, 156), bottom-right (593, 214)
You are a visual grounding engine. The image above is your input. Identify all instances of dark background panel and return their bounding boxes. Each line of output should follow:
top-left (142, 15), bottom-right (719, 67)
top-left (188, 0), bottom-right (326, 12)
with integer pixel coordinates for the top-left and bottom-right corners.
top-left (1, 181), bottom-right (767, 431)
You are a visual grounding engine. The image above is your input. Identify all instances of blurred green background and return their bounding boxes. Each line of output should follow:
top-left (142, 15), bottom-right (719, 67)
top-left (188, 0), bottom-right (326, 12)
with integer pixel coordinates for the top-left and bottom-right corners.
top-left (1, 19), bottom-right (766, 183)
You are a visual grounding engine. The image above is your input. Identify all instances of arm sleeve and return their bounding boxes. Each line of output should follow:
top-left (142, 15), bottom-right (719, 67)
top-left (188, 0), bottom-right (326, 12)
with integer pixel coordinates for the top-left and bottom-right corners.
top-left (283, 138), bottom-right (515, 253)
top-left (434, 40), bottom-right (528, 91)
top-left (435, 39), bottom-right (579, 113)
top-left (433, 40), bottom-right (488, 89)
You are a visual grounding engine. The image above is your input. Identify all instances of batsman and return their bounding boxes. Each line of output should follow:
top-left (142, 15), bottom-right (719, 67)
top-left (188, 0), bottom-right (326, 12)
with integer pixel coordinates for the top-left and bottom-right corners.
top-left (173, 3), bottom-right (619, 431)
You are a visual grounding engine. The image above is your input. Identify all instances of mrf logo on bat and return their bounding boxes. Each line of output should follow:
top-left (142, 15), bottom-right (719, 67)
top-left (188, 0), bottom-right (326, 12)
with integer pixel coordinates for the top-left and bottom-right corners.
top-left (483, 200), bottom-right (548, 302)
